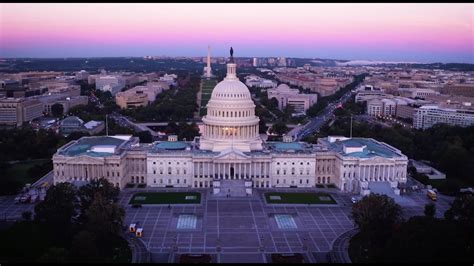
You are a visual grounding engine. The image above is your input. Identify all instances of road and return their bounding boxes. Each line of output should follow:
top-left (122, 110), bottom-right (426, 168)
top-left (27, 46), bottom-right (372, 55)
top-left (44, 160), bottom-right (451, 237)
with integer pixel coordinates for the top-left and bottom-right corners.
top-left (330, 228), bottom-right (359, 263)
top-left (296, 90), bottom-right (355, 141)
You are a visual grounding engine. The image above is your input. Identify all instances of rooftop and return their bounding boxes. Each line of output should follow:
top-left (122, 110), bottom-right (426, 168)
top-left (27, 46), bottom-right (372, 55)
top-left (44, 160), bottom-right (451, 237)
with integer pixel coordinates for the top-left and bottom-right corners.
top-left (59, 136), bottom-right (131, 157)
top-left (321, 137), bottom-right (402, 159)
top-left (153, 141), bottom-right (190, 151)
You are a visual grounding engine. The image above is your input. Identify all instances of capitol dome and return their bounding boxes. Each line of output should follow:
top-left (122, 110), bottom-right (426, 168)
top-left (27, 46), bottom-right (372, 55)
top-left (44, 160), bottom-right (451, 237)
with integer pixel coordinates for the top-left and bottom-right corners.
top-left (277, 84), bottom-right (290, 90)
top-left (200, 51), bottom-right (263, 153)
top-left (211, 79), bottom-right (252, 100)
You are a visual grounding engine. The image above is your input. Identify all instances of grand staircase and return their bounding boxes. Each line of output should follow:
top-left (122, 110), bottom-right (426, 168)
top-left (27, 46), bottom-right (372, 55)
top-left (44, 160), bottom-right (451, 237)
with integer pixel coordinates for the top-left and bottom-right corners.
top-left (214, 179), bottom-right (248, 197)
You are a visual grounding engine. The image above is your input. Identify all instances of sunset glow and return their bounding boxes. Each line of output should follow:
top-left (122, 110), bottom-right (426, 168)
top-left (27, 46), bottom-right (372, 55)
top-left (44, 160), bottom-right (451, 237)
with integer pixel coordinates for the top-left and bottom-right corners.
top-left (0, 3), bottom-right (473, 62)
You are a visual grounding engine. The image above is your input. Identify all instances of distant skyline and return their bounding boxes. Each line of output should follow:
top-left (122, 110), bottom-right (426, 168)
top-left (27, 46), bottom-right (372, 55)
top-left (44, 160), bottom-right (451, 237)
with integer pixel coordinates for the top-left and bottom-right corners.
top-left (0, 3), bottom-right (473, 63)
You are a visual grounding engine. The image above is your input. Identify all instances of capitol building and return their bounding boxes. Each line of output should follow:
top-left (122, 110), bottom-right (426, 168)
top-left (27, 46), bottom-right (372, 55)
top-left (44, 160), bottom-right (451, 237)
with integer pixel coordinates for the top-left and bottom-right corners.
top-left (52, 52), bottom-right (408, 196)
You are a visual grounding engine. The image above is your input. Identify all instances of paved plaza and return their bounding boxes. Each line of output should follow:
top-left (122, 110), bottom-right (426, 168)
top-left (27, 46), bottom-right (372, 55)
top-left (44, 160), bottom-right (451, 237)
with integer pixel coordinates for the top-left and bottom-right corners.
top-left (0, 185), bottom-right (454, 263)
top-left (118, 187), bottom-right (453, 263)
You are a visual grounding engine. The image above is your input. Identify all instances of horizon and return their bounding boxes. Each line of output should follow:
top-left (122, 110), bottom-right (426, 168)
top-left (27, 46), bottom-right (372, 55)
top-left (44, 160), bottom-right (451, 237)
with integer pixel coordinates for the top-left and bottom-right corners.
top-left (1, 3), bottom-right (473, 64)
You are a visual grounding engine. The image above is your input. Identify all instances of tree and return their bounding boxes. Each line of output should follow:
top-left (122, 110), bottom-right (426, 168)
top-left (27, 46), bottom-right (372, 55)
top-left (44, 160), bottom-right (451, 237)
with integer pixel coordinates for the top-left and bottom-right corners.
top-left (259, 119), bottom-right (268, 134)
top-left (134, 131), bottom-right (153, 143)
top-left (382, 216), bottom-right (472, 262)
top-left (351, 193), bottom-right (403, 251)
top-left (84, 193), bottom-right (125, 239)
top-left (70, 230), bottom-right (99, 263)
top-left (51, 103), bottom-right (64, 117)
top-left (34, 183), bottom-right (78, 239)
top-left (444, 193), bottom-right (474, 223)
top-left (22, 211), bottom-right (32, 221)
top-left (78, 177), bottom-right (120, 217)
top-left (424, 203), bottom-right (436, 218)
top-left (37, 247), bottom-right (69, 263)
top-left (270, 121), bottom-right (289, 136)
top-left (352, 194), bottom-right (403, 232)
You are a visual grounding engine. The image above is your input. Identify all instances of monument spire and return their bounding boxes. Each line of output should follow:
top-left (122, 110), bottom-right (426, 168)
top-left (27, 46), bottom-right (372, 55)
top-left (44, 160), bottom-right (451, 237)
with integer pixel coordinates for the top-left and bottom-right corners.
top-left (204, 45), bottom-right (213, 78)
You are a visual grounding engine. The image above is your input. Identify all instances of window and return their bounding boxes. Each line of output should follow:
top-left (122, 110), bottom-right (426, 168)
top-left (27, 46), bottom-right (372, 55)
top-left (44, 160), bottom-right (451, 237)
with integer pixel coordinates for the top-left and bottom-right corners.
top-left (168, 167), bottom-right (172, 175)
top-left (177, 179), bottom-right (180, 184)
top-left (154, 179), bottom-right (156, 183)
top-left (277, 179), bottom-right (279, 184)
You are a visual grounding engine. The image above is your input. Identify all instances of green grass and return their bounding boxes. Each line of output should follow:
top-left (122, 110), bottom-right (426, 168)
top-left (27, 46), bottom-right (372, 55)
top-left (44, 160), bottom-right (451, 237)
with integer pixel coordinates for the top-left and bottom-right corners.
top-left (264, 192), bottom-right (337, 204)
top-left (199, 79), bottom-right (217, 117)
top-left (5, 159), bottom-right (51, 185)
top-left (129, 192), bottom-right (201, 204)
top-left (411, 172), bottom-right (468, 196)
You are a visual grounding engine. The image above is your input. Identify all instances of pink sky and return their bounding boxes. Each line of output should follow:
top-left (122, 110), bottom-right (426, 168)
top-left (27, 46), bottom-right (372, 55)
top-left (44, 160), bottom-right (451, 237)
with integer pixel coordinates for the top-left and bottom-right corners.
top-left (0, 3), bottom-right (473, 62)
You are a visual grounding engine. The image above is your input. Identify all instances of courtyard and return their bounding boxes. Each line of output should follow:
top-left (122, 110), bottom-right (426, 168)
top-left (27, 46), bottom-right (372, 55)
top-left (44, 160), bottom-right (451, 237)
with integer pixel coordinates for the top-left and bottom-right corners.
top-left (0, 186), bottom-right (455, 263)
top-left (118, 186), bottom-right (453, 263)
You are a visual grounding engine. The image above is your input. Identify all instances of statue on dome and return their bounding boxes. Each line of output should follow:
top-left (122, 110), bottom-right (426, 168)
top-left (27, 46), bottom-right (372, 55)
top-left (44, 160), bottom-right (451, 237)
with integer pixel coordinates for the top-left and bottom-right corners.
top-left (230, 47), bottom-right (234, 63)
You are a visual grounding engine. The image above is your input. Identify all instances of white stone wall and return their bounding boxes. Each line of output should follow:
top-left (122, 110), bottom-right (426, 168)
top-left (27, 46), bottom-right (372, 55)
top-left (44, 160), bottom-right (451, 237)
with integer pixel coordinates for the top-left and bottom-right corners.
top-left (147, 155), bottom-right (193, 187)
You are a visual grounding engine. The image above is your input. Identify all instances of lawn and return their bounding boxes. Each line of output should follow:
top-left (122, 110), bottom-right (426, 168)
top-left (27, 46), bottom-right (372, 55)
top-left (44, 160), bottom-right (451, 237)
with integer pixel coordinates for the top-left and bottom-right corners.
top-left (411, 172), bottom-right (469, 196)
top-left (129, 192), bottom-right (201, 204)
top-left (199, 79), bottom-right (217, 117)
top-left (264, 192), bottom-right (337, 204)
top-left (4, 159), bottom-right (52, 185)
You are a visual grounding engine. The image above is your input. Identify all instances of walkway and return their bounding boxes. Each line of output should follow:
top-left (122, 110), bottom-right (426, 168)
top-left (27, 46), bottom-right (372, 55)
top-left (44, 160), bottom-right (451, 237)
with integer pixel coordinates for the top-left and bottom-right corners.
top-left (329, 228), bottom-right (358, 263)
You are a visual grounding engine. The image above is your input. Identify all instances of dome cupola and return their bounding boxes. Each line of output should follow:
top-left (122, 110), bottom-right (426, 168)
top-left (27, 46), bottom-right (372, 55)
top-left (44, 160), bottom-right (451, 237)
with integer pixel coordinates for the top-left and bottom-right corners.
top-left (200, 47), bottom-right (263, 153)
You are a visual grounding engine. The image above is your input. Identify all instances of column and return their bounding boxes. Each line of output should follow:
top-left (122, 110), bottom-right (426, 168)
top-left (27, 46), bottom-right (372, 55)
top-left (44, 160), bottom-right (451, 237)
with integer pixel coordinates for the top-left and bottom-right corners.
top-left (244, 163), bottom-right (247, 179)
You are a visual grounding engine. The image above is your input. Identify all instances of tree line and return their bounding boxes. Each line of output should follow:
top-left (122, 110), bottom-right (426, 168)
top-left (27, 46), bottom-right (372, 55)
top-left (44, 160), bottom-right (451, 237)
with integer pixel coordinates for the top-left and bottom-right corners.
top-left (0, 178), bottom-right (130, 263)
top-left (350, 193), bottom-right (474, 262)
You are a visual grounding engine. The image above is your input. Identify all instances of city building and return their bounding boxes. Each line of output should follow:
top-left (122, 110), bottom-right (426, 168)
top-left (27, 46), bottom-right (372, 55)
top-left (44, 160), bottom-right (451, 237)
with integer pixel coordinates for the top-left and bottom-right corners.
top-left (75, 70), bottom-right (90, 81)
top-left (267, 84), bottom-right (318, 113)
top-left (244, 75), bottom-right (277, 88)
top-left (398, 88), bottom-right (440, 98)
top-left (59, 116), bottom-right (105, 136)
top-left (413, 105), bottom-right (474, 129)
top-left (442, 83), bottom-right (474, 97)
top-left (0, 97), bottom-right (44, 127)
top-left (159, 74), bottom-right (177, 87)
top-left (95, 75), bottom-right (125, 96)
top-left (37, 95), bottom-right (88, 115)
top-left (115, 82), bottom-right (169, 109)
top-left (53, 55), bottom-right (408, 196)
